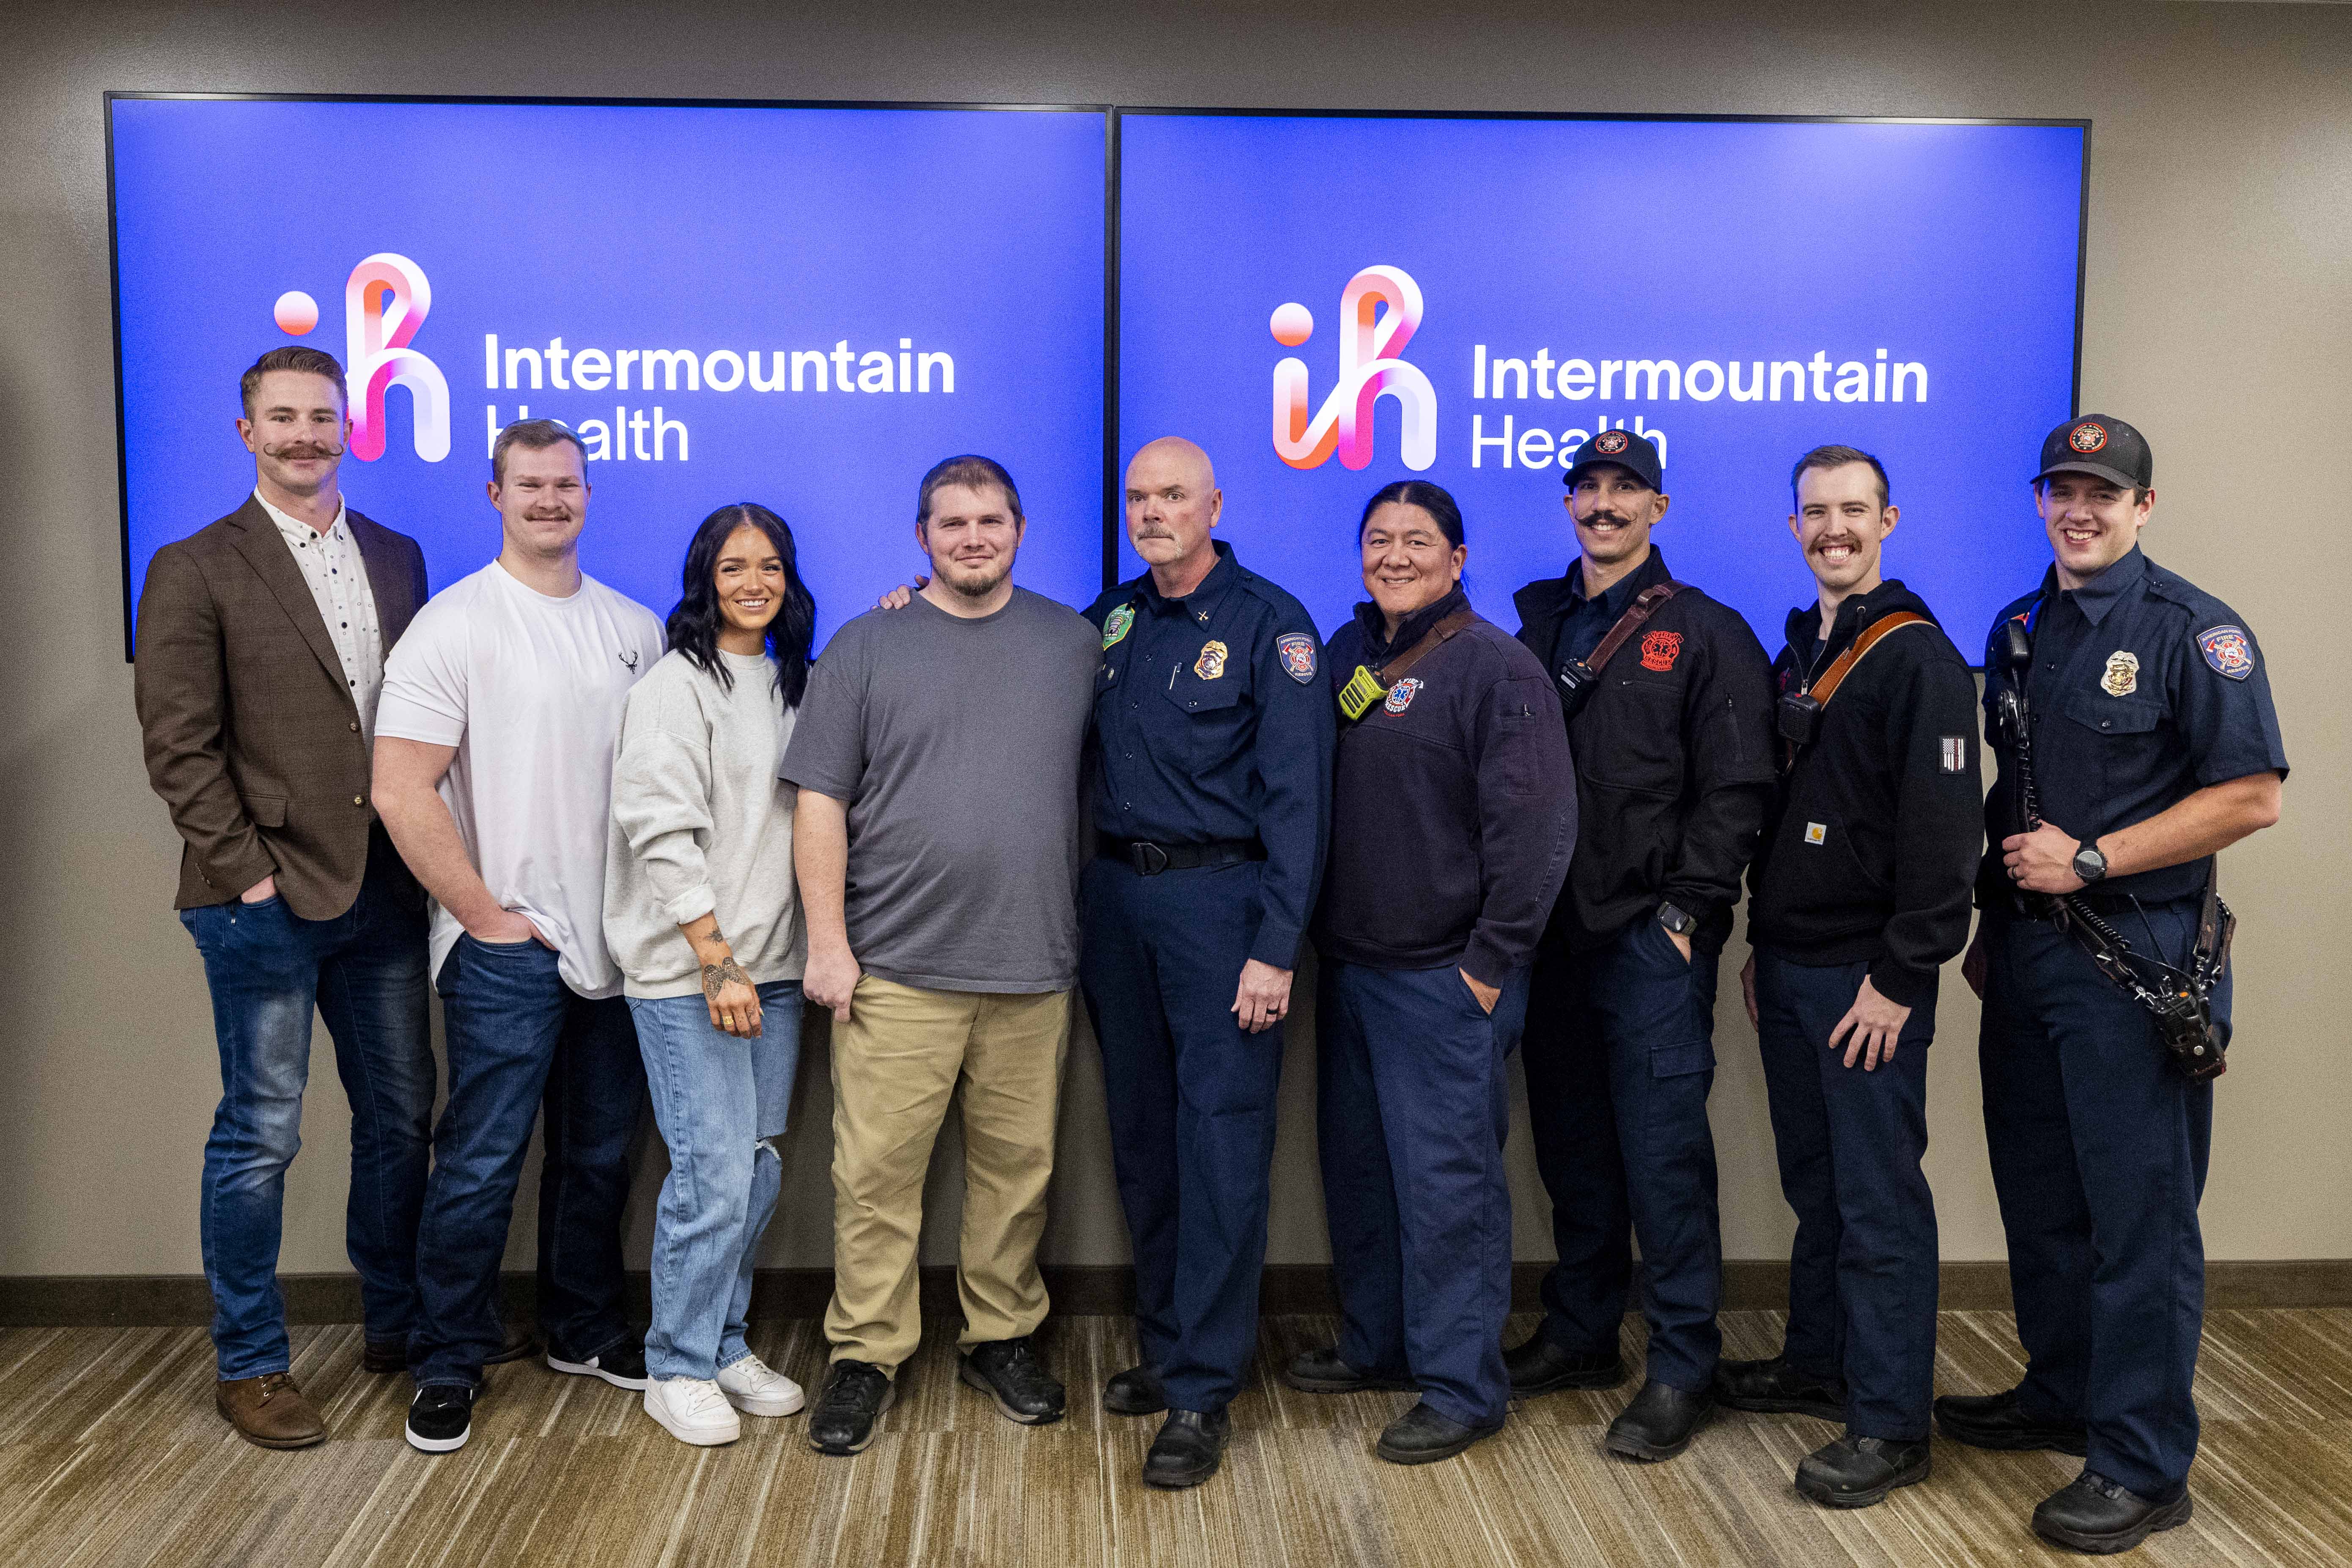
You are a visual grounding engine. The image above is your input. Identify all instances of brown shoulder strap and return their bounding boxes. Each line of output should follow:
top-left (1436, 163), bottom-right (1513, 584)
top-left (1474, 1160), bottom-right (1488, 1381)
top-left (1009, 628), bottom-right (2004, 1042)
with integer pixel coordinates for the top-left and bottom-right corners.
top-left (1808, 612), bottom-right (1931, 707)
top-left (1374, 607), bottom-right (1480, 685)
top-left (1585, 582), bottom-right (1685, 674)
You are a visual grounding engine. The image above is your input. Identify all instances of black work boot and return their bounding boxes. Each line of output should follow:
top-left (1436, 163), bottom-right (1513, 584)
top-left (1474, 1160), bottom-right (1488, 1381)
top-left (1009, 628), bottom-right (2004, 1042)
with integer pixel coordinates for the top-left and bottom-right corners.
top-left (1604, 1378), bottom-right (1716, 1461)
top-left (1932, 1386), bottom-right (2089, 1455)
top-left (1794, 1433), bottom-right (1932, 1508)
top-left (1713, 1354), bottom-right (1848, 1421)
top-left (1503, 1333), bottom-right (1627, 1397)
top-left (1375, 1400), bottom-right (1504, 1465)
top-left (959, 1335), bottom-right (1066, 1425)
top-left (2032, 1472), bottom-right (2194, 1553)
top-left (808, 1360), bottom-right (895, 1455)
top-left (1142, 1408), bottom-right (1231, 1488)
top-left (1103, 1364), bottom-right (1167, 1416)
top-left (1282, 1346), bottom-right (1416, 1394)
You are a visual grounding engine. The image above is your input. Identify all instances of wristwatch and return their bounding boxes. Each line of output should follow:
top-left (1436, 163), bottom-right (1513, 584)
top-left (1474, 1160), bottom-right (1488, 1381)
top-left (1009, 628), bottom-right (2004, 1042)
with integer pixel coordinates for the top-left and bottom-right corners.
top-left (1657, 901), bottom-right (1697, 937)
top-left (2071, 843), bottom-right (2109, 885)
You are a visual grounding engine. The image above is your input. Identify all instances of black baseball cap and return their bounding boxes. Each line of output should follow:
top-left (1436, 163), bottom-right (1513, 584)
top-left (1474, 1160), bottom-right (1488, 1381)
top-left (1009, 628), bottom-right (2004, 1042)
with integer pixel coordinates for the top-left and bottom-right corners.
top-left (1563, 427), bottom-right (1663, 491)
top-left (2034, 414), bottom-right (2153, 490)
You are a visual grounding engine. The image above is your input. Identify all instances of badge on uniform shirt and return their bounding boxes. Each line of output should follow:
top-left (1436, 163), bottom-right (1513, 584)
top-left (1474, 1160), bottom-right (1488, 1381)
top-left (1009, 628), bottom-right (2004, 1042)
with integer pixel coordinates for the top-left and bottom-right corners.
top-left (1384, 678), bottom-right (1423, 715)
top-left (1194, 640), bottom-right (1229, 680)
top-left (2198, 624), bottom-right (2255, 681)
top-left (1804, 821), bottom-right (1827, 845)
top-left (2101, 650), bottom-right (2140, 697)
top-left (1641, 629), bottom-right (1683, 673)
top-left (1277, 633), bottom-right (1318, 684)
top-left (1101, 604), bottom-right (1135, 650)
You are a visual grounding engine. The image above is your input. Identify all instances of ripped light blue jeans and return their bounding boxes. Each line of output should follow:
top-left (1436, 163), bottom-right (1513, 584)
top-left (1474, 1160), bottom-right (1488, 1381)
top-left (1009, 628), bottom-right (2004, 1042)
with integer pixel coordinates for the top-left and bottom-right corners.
top-left (628, 983), bottom-right (803, 1381)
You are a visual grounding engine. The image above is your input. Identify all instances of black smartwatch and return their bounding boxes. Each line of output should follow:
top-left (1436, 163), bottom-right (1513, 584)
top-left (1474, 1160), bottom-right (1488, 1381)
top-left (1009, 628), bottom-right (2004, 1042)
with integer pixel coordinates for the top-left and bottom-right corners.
top-left (2071, 843), bottom-right (2109, 885)
top-left (1657, 901), bottom-right (1697, 937)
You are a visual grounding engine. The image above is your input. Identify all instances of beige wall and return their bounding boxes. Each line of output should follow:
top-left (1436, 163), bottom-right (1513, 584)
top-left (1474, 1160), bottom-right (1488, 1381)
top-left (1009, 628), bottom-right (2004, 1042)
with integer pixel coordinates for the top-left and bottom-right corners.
top-left (3, 0), bottom-right (2346, 1284)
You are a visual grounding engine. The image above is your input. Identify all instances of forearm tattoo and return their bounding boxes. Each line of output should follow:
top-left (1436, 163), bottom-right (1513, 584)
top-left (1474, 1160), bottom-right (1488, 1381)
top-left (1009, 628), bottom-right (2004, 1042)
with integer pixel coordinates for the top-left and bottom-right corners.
top-left (702, 956), bottom-right (752, 1004)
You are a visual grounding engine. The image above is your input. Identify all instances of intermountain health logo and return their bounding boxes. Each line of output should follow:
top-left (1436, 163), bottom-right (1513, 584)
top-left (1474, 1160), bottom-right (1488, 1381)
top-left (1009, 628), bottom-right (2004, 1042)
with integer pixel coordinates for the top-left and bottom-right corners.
top-left (272, 253), bottom-right (451, 462)
top-left (1269, 265), bottom-right (1436, 472)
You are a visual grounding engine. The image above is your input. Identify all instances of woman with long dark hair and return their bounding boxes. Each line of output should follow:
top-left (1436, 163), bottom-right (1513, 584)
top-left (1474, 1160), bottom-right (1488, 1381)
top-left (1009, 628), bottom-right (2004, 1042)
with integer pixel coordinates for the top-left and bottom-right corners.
top-left (604, 502), bottom-right (818, 1445)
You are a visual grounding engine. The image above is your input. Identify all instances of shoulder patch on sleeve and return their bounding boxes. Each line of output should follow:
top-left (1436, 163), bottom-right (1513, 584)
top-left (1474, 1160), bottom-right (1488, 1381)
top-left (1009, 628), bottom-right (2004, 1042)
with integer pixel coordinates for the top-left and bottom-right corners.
top-left (1276, 632), bottom-right (1317, 684)
top-left (2198, 625), bottom-right (2255, 681)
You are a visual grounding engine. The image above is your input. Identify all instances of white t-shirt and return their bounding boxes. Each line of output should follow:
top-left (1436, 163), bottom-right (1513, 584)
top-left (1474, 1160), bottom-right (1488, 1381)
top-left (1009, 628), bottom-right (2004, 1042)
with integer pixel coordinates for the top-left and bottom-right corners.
top-left (376, 559), bottom-right (666, 998)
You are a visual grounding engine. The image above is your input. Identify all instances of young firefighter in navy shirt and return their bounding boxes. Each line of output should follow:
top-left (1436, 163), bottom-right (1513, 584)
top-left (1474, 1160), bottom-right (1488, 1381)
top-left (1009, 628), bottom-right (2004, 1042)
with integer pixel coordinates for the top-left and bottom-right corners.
top-left (1717, 446), bottom-right (1981, 1507)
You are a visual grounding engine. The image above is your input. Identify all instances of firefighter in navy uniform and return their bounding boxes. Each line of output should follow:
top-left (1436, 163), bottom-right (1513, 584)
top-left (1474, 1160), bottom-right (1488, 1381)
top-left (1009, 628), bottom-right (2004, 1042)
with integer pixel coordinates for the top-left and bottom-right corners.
top-left (1507, 428), bottom-right (1778, 1463)
top-left (1941, 415), bottom-right (2286, 1555)
top-left (1715, 447), bottom-right (1982, 1508)
top-left (1077, 437), bottom-right (1334, 1491)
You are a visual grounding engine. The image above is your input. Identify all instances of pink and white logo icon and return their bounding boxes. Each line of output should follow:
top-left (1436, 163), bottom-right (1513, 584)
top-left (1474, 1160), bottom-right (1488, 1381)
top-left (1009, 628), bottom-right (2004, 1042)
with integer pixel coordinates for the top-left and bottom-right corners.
top-left (272, 253), bottom-right (450, 463)
top-left (1270, 265), bottom-right (1436, 472)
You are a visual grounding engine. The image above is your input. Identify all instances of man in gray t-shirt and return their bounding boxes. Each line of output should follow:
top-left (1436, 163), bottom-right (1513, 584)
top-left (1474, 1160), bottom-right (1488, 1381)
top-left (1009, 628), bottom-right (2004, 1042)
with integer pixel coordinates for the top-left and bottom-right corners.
top-left (784, 455), bottom-right (1097, 1457)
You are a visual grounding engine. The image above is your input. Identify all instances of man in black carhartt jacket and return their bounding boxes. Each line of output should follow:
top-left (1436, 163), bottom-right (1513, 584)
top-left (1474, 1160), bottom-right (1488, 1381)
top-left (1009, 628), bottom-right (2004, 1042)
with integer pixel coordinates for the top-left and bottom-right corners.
top-left (1505, 429), bottom-right (1776, 1464)
top-left (1715, 446), bottom-right (1981, 1510)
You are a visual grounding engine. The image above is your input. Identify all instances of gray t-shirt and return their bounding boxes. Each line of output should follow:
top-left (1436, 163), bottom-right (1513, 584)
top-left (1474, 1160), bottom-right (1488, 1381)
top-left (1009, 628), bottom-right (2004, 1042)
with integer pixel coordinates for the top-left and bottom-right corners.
top-left (780, 586), bottom-right (1098, 993)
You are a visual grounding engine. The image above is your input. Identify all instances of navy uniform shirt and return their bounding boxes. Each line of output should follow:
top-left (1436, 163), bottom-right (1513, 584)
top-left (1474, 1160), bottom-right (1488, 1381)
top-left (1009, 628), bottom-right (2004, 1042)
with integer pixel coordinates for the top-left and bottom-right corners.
top-left (1550, 558), bottom-right (1644, 673)
top-left (1083, 541), bottom-right (1335, 969)
top-left (1981, 546), bottom-right (2288, 906)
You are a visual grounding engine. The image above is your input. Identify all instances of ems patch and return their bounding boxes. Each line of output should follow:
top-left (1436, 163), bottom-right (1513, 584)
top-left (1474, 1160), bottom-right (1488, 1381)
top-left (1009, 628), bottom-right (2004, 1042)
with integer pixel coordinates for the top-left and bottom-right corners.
top-left (1940, 736), bottom-right (1967, 774)
top-left (1804, 822), bottom-right (1827, 846)
top-left (1277, 633), bottom-right (1318, 684)
top-left (1594, 428), bottom-right (1632, 456)
top-left (2069, 420), bottom-right (2109, 454)
top-left (1194, 640), bottom-right (1230, 680)
top-left (1640, 629), bottom-right (1683, 672)
top-left (2198, 625), bottom-right (2255, 681)
top-left (1101, 604), bottom-right (1134, 650)
top-left (1383, 678), bottom-right (1423, 716)
top-left (2102, 650), bottom-right (2140, 698)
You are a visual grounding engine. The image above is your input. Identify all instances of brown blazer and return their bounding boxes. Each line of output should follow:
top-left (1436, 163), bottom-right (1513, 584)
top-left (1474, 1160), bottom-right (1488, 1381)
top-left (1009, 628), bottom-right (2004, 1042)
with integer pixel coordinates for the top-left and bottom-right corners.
top-left (134, 495), bottom-right (430, 919)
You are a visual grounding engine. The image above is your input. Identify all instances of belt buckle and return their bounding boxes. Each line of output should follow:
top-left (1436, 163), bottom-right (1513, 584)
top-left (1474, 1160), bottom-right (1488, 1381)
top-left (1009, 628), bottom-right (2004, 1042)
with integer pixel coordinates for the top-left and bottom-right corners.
top-left (1131, 841), bottom-right (1171, 876)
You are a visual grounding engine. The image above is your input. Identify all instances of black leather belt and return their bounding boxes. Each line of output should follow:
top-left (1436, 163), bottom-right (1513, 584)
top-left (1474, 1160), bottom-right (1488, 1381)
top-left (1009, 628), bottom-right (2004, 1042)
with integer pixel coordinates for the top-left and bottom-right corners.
top-left (1097, 833), bottom-right (1266, 876)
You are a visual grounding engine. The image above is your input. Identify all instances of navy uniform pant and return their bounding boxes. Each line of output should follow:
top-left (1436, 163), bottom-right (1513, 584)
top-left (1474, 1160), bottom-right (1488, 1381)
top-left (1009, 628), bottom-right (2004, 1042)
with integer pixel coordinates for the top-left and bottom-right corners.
top-left (1522, 917), bottom-right (1724, 1392)
top-left (1316, 958), bottom-right (1529, 1428)
top-left (1752, 947), bottom-right (1938, 1440)
top-left (1079, 859), bottom-right (1283, 1414)
top-left (1980, 901), bottom-right (2220, 1502)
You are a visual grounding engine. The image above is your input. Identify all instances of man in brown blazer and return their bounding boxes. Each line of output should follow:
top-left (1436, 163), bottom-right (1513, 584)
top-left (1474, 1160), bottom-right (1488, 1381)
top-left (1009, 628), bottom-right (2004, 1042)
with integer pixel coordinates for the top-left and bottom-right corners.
top-left (134, 345), bottom-right (448, 1448)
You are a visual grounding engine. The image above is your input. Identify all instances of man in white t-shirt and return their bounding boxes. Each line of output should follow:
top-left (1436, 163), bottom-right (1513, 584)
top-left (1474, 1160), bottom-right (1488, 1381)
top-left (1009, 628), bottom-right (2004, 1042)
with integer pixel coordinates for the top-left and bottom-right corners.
top-left (373, 420), bottom-right (666, 1454)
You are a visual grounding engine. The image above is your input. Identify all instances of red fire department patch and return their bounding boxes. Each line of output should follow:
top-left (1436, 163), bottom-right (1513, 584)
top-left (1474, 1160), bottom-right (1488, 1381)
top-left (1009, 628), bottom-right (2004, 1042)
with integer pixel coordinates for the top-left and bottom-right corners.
top-left (1640, 629), bottom-right (1683, 672)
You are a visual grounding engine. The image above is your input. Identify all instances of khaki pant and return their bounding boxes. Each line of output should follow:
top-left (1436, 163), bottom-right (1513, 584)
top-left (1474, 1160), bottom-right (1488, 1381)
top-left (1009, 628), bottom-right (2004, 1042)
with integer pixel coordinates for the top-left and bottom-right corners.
top-left (825, 975), bottom-right (1070, 1371)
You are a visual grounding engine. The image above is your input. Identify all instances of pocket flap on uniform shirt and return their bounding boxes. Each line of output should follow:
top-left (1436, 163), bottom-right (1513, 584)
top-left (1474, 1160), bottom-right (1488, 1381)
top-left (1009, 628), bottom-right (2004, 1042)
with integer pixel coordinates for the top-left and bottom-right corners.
top-left (1161, 673), bottom-right (1246, 714)
top-left (2060, 689), bottom-right (2163, 736)
top-left (244, 794), bottom-right (288, 827)
top-left (1650, 1039), bottom-right (1715, 1078)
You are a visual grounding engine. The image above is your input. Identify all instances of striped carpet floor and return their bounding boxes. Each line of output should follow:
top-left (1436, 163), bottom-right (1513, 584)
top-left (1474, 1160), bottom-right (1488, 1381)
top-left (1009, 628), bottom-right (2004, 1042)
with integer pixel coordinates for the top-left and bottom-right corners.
top-left (3, 1309), bottom-right (2349, 1567)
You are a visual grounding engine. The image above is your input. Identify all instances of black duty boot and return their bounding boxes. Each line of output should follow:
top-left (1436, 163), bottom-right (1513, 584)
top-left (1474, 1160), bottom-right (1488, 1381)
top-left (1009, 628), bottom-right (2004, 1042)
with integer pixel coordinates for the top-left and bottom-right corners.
top-left (1503, 1333), bottom-right (1627, 1397)
top-left (1374, 1400), bottom-right (1504, 1465)
top-left (959, 1336), bottom-right (1066, 1425)
top-left (1932, 1387), bottom-right (2089, 1455)
top-left (1713, 1354), bottom-right (1848, 1421)
top-left (1103, 1364), bottom-right (1167, 1416)
top-left (1604, 1378), bottom-right (1716, 1461)
top-left (1142, 1408), bottom-right (1231, 1488)
top-left (1282, 1346), bottom-right (1417, 1394)
top-left (1794, 1433), bottom-right (1932, 1508)
top-left (808, 1360), bottom-right (895, 1455)
top-left (2031, 1472), bottom-right (2194, 1554)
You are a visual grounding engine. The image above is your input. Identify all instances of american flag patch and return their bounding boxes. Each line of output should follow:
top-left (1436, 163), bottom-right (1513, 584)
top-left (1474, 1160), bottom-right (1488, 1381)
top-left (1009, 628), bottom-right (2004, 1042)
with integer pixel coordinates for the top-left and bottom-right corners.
top-left (1940, 736), bottom-right (1967, 774)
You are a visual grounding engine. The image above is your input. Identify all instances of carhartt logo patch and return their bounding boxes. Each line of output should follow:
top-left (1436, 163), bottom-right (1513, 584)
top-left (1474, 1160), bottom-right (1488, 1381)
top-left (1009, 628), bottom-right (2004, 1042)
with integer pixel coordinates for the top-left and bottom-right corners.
top-left (1804, 822), bottom-right (1827, 846)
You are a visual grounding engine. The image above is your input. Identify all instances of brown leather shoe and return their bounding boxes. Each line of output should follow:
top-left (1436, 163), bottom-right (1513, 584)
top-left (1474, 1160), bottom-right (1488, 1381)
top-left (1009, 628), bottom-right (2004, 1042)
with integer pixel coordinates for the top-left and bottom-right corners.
top-left (216, 1372), bottom-right (327, 1449)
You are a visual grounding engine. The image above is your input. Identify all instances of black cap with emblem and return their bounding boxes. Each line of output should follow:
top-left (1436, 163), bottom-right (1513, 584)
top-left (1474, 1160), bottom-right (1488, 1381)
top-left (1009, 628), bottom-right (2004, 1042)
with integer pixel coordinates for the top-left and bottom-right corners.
top-left (2034, 413), bottom-right (2153, 491)
top-left (1563, 427), bottom-right (1664, 491)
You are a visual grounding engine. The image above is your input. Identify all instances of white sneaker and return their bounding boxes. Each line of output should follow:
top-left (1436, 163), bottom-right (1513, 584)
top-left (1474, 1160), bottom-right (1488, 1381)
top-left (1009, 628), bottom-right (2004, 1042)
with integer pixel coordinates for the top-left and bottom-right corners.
top-left (717, 1354), bottom-right (807, 1417)
top-left (643, 1377), bottom-right (741, 1446)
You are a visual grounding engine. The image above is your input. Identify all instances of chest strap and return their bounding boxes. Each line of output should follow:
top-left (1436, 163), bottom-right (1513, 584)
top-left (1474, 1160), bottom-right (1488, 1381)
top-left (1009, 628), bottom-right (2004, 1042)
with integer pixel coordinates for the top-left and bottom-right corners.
top-left (1586, 582), bottom-right (1686, 674)
top-left (1806, 611), bottom-right (1932, 705)
top-left (1337, 607), bottom-right (1480, 722)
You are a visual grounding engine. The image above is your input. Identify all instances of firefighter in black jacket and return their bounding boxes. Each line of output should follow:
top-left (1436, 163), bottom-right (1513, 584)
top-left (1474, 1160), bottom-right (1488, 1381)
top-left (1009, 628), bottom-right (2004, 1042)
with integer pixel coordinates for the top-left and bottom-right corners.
top-left (1507, 429), bottom-right (1777, 1462)
top-left (1715, 446), bottom-right (1982, 1507)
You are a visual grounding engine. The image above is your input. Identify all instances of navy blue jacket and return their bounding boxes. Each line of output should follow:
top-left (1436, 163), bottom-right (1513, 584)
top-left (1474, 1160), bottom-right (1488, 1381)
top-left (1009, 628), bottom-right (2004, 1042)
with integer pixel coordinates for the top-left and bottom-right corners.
top-left (1083, 543), bottom-right (1334, 968)
top-left (1981, 547), bottom-right (2288, 907)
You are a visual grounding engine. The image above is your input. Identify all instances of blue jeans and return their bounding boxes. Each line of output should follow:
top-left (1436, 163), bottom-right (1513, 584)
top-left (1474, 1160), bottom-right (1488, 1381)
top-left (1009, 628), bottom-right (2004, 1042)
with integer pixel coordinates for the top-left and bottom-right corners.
top-left (410, 935), bottom-right (647, 1389)
top-left (178, 838), bottom-right (435, 1380)
top-left (629, 984), bottom-right (803, 1382)
top-left (1316, 958), bottom-right (1529, 1429)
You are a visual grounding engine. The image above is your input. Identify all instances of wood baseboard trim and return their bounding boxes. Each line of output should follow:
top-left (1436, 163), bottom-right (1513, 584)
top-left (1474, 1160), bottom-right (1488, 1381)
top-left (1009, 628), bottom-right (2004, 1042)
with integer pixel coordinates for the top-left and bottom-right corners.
top-left (3, 1258), bottom-right (2346, 1328)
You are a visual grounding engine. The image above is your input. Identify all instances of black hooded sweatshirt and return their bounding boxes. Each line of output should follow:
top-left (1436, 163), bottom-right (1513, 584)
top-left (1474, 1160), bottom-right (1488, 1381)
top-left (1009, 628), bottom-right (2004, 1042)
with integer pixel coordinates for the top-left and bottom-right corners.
top-left (1745, 579), bottom-right (1982, 1009)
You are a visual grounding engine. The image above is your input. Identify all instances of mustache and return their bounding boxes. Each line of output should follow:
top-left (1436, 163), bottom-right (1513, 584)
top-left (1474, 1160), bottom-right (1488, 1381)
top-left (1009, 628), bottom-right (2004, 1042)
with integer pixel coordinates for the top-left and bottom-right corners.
top-left (265, 441), bottom-right (343, 461)
top-left (1585, 511), bottom-right (1630, 529)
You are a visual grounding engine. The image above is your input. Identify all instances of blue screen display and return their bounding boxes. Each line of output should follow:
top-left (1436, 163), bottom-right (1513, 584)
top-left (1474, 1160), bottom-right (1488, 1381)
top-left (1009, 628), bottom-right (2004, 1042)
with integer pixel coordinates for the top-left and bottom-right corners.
top-left (110, 98), bottom-right (1108, 649)
top-left (1116, 113), bottom-right (2085, 656)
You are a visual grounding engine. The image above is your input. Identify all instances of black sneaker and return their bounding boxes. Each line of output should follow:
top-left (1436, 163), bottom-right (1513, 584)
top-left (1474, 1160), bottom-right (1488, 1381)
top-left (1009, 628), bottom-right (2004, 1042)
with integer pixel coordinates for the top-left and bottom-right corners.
top-left (1502, 1333), bottom-right (1627, 1397)
top-left (809, 1360), bottom-right (896, 1455)
top-left (546, 1336), bottom-right (650, 1391)
top-left (1933, 1386), bottom-right (2088, 1455)
top-left (960, 1336), bottom-right (1066, 1425)
top-left (1281, 1346), bottom-right (1418, 1394)
top-left (1714, 1354), bottom-right (1847, 1422)
top-left (2032, 1471), bottom-right (2194, 1553)
top-left (405, 1384), bottom-right (476, 1453)
top-left (1103, 1364), bottom-right (1168, 1416)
